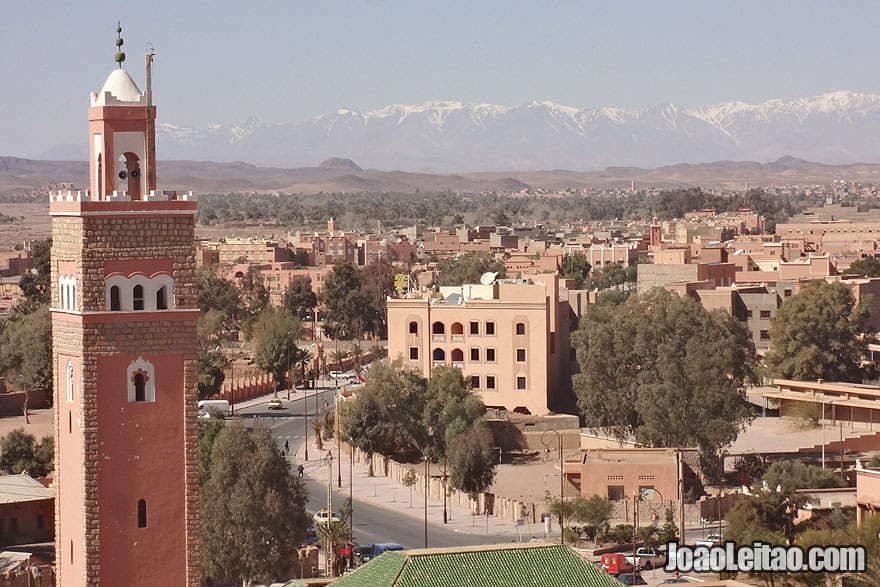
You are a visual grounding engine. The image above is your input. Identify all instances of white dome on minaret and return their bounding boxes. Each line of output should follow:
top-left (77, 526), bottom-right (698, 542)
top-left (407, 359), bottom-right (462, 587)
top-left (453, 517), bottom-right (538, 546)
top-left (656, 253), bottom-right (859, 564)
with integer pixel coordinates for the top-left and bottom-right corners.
top-left (91, 68), bottom-right (145, 106)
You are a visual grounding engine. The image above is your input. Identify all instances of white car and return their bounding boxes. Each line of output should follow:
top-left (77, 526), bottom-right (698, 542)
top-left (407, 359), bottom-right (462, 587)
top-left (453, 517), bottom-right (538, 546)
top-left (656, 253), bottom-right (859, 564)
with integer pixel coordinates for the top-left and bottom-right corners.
top-left (328, 371), bottom-right (346, 380)
top-left (695, 533), bottom-right (723, 548)
top-left (267, 397), bottom-right (283, 410)
top-left (313, 509), bottom-right (341, 526)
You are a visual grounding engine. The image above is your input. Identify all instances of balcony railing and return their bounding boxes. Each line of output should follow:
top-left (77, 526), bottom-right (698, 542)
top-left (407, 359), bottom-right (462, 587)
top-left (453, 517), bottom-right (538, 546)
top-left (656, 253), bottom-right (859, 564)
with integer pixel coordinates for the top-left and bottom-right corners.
top-left (432, 334), bottom-right (445, 342)
top-left (451, 334), bottom-right (465, 342)
top-left (452, 362), bottom-right (464, 368)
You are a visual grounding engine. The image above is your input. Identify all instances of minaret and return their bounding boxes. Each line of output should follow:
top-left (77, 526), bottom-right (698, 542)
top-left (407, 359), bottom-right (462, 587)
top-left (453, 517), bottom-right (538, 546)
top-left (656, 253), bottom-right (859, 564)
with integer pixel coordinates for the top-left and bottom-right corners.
top-left (50, 24), bottom-right (201, 586)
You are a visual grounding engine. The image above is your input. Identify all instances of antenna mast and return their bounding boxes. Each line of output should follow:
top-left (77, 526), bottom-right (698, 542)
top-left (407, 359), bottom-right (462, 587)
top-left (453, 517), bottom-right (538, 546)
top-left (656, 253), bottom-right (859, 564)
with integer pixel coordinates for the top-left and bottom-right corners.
top-left (145, 45), bottom-right (156, 194)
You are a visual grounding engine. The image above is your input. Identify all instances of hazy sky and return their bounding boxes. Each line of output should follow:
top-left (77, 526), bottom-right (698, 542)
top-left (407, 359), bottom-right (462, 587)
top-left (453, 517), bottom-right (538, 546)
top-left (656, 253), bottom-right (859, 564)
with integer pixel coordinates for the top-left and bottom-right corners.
top-left (3, 1), bottom-right (879, 156)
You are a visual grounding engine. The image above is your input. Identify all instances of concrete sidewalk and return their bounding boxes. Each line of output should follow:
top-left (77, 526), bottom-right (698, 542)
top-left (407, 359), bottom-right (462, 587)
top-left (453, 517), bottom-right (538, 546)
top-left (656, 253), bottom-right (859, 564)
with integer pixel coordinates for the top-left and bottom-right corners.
top-left (297, 437), bottom-right (526, 539)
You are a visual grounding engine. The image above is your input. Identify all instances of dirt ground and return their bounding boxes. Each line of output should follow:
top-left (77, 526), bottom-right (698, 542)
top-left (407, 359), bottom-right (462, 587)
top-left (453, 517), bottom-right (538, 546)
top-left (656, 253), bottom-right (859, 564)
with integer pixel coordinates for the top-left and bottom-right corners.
top-left (0, 407), bottom-right (53, 440)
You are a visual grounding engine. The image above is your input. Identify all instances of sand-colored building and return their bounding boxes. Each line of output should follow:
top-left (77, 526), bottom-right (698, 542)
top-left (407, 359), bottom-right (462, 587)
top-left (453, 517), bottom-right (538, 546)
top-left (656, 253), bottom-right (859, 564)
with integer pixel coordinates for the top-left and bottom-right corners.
top-left (386, 274), bottom-right (569, 415)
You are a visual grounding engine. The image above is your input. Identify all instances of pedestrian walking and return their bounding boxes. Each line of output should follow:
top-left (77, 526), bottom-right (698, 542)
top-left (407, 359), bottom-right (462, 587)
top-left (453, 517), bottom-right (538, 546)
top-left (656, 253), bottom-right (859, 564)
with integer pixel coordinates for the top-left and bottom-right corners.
top-left (284, 439), bottom-right (290, 454)
top-left (298, 464), bottom-right (304, 478)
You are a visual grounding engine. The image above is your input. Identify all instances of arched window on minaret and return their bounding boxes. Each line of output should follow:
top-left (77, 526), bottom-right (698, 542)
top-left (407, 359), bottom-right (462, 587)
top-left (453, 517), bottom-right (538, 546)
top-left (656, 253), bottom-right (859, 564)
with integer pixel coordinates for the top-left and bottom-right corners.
top-left (156, 286), bottom-right (167, 310)
top-left (96, 152), bottom-right (103, 200)
top-left (133, 285), bottom-right (144, 310)
top-left (134, 373), bottom-right (146, 402)
top-left (110, 286), bottom-right (121, 311)
top-left (137, 499), bottom-right (147, 528)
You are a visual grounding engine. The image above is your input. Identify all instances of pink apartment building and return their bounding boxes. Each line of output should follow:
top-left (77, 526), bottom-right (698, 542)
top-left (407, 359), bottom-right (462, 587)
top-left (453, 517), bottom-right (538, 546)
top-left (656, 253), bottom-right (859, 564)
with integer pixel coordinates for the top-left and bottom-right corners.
top-left (387, 274), bottom-right (570, 415)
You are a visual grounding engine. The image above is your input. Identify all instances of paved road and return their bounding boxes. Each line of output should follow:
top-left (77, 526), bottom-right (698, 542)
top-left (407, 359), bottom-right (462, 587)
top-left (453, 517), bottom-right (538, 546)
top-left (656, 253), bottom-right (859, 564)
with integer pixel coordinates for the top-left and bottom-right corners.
top-left (235, 389), bottom-right (513, 550)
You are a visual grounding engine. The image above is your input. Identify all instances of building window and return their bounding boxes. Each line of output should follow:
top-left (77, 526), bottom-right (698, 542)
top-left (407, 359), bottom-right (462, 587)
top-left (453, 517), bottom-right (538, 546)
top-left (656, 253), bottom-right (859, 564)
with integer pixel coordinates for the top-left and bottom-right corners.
top-left (134, 373), bottom-right (147, 402)
top-left (432, 348), bottom-right (446, 362)
top-left (607, 485), bottom-right (625, 501)
top-left (784, 289), bottom-right (792, 297)
top-left (127, 357), bottom-right (156, 403)
top-left (485, 321), bottom-right (496, 335)
top-left (486, 376), bottom-right (496, 390)
top-left (432, 322), bottom-right (445, 335)
top-left (66, 360), bottom-right (74, 402)
top-left (759, 330), bottom-right (771, 341)
top-left (486, 348), bottom-right (496, 362)
top-left (156, 286), bottom-right (168, 310)
top-left (110, 286), bottom-right (121, 311)
top-left (409, 347), bottom-right (419, 360)
top-left (409, 321), bottom-right (418, 334)
top-left (133, 285), bottom-right (144, 310)
top-left (469, 321), bottom-right (480, 335)
top-left (746, 310), bottom-right (753, 318)
top-left (451, 322), bottom-right (464, 336)
top-left (470, 348), bottom-right (480, 362)
top-left (515, 322), bottom-right (526, 336)
top-left (760, 310), bottom-right (771, 319)
top-left (516, 349), bottom-right (526, 362)
top-left (470, 375), bottom-right (480, 389)
top-left (137, 499), bottom-right (147, 528)
top-left (517, 376), bottom-right (527, 390)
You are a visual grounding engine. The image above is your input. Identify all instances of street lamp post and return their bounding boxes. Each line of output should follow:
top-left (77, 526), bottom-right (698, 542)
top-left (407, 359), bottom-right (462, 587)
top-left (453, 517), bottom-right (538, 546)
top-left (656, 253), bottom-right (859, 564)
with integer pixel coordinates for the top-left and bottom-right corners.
top-left (349, 439), bottom-right (354, 569)
top-left (442, 454), bottom-right (448, 525)
top-left (304, 381), bottom-right (310, 462)
top-left (424, 453), bottom-right (429, 548)
top-left (337, 384), bottom-right (343, 488)
top-left (541, 429), bottom-right (564, 544)
top-left (326, 451), bottom-right (334, 577)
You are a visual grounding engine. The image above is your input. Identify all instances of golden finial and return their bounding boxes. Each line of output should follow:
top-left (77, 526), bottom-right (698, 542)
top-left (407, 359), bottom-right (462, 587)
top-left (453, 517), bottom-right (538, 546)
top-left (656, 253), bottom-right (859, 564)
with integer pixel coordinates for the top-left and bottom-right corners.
top-left (114, 21), bottom-right (126, 68)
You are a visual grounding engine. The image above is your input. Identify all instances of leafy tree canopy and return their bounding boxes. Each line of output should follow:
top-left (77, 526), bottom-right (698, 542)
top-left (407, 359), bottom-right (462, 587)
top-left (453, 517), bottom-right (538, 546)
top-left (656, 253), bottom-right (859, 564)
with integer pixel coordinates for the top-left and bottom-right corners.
top-left (198, 266), bottom-right (242, 323)
top-left (201, 423), bottom-right (308, 587)
top-left (448, 422), bottom-right (497, 496)
top-left (765, 281), bottom-right (870, 383)
top-left (572, 288), bottom-right (756, 473)
top-left (584, 264), bottom-right (636, 292)
top-left (436, 252), bottom-right (506, 286)
top-left (252, 307), bottom-right (303, 390)
top-left (561, 253), bottom-right (591, 288)
top-left (0, 304), bottom-right (52, 394)
top-left (423, 365), bottom-right (485, 461)
top-left (845, 256), bottom-right (880, 277)
top-left (283, 275), bottom-right (318, 321)
top-left (0, 429), bottom-right (53, 477)
top-left (18, 239), bottom-right (51, 304)
top-left (760, 460), bottom-right (846, 494)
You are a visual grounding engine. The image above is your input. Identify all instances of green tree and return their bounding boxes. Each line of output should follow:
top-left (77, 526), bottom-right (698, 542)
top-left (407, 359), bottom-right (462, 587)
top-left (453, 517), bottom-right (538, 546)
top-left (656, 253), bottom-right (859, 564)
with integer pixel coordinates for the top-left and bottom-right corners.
top-left (201, 423), bottom-right (308, 587)
top-left (574, 495), bottom-right (615, 546)
top-left (317, 519), bottom-right (351, 577)
top-left (360, 259), bottom-right (396, 338)
top-left (0, 429), bottom-right (53, 477)
top-left (584, 264), bottom-right (636, 291)
top-left (572, 288), bottom-right (756, 475)
top-left (283, 275), bottom-right (318, 321)
top-left (436, 252), bottom-right (506, 286)
top-left (198, 347), bottom-right (228, 400)
top-left (239, 265), bottom-right (270, 323)
top-left (252, 308), bottom-right (303, 390)
top-left (339, 358), bottom-right (429, 463)
top-left (447, 423), bottom-right (497, 497)
top-left (765, 281), bottom-right (869, 382)
top-left (595, 289), bottom-right (630, 306)
top-left (0, 304), bottom-right (53, 412)
top-left (422, 366), bottom-right (486, 461)
top-left (18, 239), bottom-right (51, 304)
top-left (402, 469), bottom-right (418, 508)
top-left (845, 256), bottom-right (880, 277)
top-left (561, 252), bottom-right (591, 288)
top-left (198, 266), bottom-right (242, 323)
top-left (321, 263), bottom-right (371, 339)
top-left (198, 415), bottom-right (226, 484)
top-left (760, 460), bottom-right (846, 493)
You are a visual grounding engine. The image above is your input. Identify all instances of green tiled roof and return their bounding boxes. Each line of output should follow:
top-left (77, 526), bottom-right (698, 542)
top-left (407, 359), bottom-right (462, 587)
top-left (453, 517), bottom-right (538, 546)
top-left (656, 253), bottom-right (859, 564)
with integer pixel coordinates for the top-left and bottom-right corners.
top-left (331, 542), bottom-right (620, 587)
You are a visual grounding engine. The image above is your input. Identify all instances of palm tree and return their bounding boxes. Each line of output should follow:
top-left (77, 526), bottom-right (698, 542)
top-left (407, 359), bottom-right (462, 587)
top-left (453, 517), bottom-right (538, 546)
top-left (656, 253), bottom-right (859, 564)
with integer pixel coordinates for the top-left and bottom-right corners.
top-left (297, 347), bottom-right (312, 389)
top-left (317, 519), bottom-right (350, 577)
top-left (330, 350), bottom-right (347, 374)
top-left (312, 418), bottom-right (324, 450)
top-left (349, 341), bottom-right (364, 371)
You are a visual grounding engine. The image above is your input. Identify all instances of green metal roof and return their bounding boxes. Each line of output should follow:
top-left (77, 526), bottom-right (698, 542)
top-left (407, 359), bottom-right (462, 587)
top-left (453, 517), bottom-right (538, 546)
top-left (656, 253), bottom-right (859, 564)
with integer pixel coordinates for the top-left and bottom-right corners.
top-left (331, 542), bottom-right (621, 587)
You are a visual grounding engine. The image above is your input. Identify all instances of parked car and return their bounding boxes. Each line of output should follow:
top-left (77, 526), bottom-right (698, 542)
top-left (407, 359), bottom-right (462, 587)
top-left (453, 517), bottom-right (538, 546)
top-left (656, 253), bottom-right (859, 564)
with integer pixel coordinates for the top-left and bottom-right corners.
top-left (267, 396), bottom-right (283, 410)
top-left (616, 571), bottom-right (648, 585)
top-left (600, 553), bottom-right (636, 575)
top-left (624, 547), bottom-right (666, 570)
top-left (303, 527), bottom-right (318, 546)
top-left (329, 371), bottom-right (348, 380)
top-left (313, 509), bottom-right (341, 526)
top-left (695, 533), bottom-right (723, 548)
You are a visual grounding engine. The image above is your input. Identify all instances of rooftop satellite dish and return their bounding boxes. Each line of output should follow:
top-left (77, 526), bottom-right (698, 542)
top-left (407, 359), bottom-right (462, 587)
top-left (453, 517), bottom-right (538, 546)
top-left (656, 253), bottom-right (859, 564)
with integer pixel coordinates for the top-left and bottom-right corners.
top-left (480, 271), bottom-right (498, 285)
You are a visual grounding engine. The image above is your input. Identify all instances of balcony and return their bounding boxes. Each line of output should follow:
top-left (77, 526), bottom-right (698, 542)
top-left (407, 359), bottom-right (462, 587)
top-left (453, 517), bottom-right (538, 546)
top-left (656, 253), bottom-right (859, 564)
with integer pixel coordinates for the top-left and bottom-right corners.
top-left (451, 335), bottom-right (465, 342)
top-left (433, 361), bottom-right (446, 368)
top-left (452, 362), bottom-right (464, 368)
top-left (432, 334), bottom-right (446, 342)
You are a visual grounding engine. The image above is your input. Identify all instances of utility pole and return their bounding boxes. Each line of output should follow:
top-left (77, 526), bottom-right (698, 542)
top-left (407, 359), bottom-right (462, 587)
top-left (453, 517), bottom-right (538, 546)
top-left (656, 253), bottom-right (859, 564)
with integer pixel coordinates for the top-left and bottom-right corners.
top-left (678, 450), bottom-right (685, 545)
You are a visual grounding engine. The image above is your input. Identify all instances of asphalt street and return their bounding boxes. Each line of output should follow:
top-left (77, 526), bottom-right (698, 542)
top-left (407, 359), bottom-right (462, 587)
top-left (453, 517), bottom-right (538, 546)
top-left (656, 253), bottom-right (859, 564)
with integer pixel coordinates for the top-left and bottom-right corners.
top-left (234, 387), bottom-right (514, 550)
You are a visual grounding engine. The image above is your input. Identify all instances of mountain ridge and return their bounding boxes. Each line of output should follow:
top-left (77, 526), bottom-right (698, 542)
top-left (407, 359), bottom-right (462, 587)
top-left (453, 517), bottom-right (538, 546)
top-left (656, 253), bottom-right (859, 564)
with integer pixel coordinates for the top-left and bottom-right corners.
top-left (5, 155), bottom-right (880, 197)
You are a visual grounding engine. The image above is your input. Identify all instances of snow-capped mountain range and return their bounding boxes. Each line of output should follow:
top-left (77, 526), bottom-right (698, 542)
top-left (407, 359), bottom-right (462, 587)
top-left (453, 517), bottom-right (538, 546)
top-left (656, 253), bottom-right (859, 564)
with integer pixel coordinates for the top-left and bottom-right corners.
top-left (48, 91), bottom-right (880, 171)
